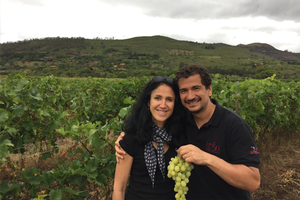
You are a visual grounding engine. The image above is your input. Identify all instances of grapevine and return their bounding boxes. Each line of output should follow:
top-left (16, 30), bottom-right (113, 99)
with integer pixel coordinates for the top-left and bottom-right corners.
top-left (0, 73), bottom-right (300, 199)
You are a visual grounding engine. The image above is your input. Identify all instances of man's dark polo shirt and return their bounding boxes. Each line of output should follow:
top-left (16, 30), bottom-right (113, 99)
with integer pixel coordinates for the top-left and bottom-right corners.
top-left (185, 99), bottom-right (260, 200)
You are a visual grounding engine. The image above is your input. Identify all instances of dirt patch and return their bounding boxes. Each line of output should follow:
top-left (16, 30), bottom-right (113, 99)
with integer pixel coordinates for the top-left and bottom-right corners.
top-left (251, 132), bottom-right (300, 200)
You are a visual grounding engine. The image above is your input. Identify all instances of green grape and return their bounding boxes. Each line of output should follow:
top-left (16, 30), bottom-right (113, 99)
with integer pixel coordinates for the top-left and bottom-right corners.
top-left (181, 174), bottom-right (186, 180)
top-left (173, 157), bottom-right (179, 164)
top-left (167, 155), bottom-right (194, 200)
top-left (169, 164), bottom-right (175, 171)
top-left (184, 178), bottom-right (189, 183)
top-left (178, 189), bottom-right (183, 195)
top-left (181, 165), bottom-right (186, 171)
top-left (177, 172), bottom-right (182, 178)
top-left (186, 171), bottom-right (191, 177)
top-left (181, 181), bottom-right (186, 187)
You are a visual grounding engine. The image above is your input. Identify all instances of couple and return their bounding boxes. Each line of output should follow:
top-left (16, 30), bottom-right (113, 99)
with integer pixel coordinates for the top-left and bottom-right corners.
top-left (113, 64), bottom-right (261, 200)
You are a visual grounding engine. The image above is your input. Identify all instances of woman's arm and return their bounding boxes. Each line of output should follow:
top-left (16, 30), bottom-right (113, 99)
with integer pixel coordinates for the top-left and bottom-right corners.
top-left (113, 152), bottom-right (133, 200)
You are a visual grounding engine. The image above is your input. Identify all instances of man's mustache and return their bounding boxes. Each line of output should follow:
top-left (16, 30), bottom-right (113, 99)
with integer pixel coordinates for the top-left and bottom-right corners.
top-left (184, 97), bottom-right (201, 104)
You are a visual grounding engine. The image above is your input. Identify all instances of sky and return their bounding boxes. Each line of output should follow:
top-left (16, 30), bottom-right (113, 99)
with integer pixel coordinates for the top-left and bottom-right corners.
top-left (1, 0), bottom-right (300, 53)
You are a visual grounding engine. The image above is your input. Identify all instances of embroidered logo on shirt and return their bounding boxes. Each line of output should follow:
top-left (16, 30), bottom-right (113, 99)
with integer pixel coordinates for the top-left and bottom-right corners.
top-left (206, 141), bottom-right (220, 154)
top-left (250, 146), bottom-right (259, 154)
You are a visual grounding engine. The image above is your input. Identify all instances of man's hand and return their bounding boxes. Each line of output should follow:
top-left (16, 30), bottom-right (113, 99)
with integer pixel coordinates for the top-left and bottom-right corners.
top-left (177, 144), bottom-right (210, 165)
top-left (115, 132), bottom-right (126, 163)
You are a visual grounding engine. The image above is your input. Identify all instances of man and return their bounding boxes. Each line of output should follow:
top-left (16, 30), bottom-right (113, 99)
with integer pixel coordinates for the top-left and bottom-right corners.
top-left (116, 64), bottom-right (260, 199)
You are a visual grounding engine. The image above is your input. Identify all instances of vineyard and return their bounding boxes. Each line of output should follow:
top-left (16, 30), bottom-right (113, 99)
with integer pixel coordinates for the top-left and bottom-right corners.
top-left (0, 73), bottom-right (300, 199)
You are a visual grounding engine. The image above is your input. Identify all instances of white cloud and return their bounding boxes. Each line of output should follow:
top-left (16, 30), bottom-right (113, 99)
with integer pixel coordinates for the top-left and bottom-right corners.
top-left (1, 0), bottom-right (300, 53)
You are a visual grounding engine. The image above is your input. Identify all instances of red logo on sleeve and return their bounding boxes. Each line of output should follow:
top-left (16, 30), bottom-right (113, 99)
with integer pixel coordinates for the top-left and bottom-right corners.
top-left (250, 146), bottom-right (259, 154)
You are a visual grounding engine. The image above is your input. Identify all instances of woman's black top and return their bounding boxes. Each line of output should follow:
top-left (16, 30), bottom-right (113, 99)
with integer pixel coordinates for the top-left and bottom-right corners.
top-left (119, 133), bottom-right (177, 200)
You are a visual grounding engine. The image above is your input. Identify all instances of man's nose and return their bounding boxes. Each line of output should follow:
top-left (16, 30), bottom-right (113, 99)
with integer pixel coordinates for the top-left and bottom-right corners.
top-left (187, 91), bottom-right (195, 100)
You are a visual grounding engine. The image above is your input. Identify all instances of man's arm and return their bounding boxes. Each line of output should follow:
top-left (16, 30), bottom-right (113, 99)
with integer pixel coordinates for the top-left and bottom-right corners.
top-left (178, 144), bottom-right (260, 192)
top-left (115, 132), bottom-right (126, 162)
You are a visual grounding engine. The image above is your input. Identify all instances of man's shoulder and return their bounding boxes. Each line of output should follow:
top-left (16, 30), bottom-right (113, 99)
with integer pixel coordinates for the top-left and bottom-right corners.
top-left (213, 99), bottom-right (247, 123)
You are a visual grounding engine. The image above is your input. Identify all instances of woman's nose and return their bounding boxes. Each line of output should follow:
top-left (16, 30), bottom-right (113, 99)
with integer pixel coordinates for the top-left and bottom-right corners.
top-left (160, 100), bottom-right (167, 107)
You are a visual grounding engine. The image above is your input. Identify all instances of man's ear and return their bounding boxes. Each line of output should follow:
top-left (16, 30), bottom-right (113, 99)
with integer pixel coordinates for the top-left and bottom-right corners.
top-left (208, 84), bottom-right (212, 97)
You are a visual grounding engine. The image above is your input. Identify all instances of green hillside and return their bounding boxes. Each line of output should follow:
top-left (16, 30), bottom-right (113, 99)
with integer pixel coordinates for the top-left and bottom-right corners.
top-left (1, 35), bottom-right (300, 80)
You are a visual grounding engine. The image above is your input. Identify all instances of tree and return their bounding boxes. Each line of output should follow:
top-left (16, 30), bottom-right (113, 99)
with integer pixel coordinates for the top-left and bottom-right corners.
top-left (255, 66), bottom-right (276, 79)
top-left (117, 72), bottom-right (128, 78)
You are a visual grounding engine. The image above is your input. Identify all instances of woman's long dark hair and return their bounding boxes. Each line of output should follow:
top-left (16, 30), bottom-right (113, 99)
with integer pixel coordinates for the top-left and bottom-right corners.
top-left (122, 77), bottom-right (185, 147)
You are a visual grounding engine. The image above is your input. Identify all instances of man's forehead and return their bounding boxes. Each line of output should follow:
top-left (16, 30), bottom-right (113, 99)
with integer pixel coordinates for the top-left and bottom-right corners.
top-left (178, 74), bottom-right (202, 87)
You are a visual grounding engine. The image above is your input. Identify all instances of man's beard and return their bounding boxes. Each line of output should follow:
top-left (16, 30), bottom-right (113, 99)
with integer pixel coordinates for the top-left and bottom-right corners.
top-left (191, 106), bottom-right (204, 114)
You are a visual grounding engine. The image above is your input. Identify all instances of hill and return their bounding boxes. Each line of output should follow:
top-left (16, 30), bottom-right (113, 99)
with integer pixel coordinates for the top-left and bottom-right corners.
top-left (1, 36), bottom-right (300, 79)
top-left (238, 43), bottom-right (300, 62)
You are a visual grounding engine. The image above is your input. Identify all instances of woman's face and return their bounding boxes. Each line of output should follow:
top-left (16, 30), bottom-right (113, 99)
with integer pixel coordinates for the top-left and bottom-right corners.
top-left (148, 84), bottom-right (175, 129)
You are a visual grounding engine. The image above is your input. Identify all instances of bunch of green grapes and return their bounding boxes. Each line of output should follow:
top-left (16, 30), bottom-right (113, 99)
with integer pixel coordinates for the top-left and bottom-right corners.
top-left (167, 155), bottom-right (194, 200)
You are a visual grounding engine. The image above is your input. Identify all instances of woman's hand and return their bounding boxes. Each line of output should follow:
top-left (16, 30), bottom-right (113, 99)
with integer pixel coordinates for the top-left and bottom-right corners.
top-left (115, 132), bottom-right (126, 163)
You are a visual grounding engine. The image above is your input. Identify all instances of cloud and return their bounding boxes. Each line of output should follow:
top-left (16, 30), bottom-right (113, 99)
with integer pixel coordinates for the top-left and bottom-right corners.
top-left (99, 0), bottom-right (300, 22)
top-left (1, 0), bottom-right (300, 52)
top-left (7, 0), bottom-right (45, 6)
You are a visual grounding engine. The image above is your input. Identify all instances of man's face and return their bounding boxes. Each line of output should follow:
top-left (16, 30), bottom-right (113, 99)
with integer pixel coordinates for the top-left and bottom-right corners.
top-left (178, 74), bottom-right (212, 114)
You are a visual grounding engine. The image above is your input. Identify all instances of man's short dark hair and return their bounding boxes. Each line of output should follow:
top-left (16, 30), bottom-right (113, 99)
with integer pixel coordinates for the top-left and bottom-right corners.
top-left (175, 64), bottom-right (212, 89)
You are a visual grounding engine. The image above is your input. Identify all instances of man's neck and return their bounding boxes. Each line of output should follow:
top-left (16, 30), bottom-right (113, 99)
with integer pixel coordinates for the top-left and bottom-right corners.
top-left (192, 101), bottom-right (216, 129)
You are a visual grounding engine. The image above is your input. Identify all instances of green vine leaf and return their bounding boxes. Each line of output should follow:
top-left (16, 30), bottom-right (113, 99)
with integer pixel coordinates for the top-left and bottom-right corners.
top-left (49, 189), bottom-right (63, 200)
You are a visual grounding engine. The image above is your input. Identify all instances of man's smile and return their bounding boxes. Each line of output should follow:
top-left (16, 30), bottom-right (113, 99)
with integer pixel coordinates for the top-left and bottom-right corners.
top-left (185, 98), bottom-right (201, 106)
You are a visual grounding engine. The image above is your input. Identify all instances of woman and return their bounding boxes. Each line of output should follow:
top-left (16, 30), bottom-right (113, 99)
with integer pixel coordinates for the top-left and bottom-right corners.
top-left (113, 76), bottom-right (185, 200)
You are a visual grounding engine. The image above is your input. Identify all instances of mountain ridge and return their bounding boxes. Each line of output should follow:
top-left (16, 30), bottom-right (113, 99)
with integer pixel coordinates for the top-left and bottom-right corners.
top-left (237, 42), bottom-right (300, 62)
top-left (1, 35), bottom-right (300, 79)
